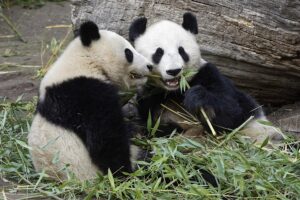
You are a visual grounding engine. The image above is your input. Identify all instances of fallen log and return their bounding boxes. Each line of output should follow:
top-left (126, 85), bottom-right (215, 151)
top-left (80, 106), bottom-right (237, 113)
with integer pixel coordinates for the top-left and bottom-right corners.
top-left (71, 0), bottom-right (300, 106)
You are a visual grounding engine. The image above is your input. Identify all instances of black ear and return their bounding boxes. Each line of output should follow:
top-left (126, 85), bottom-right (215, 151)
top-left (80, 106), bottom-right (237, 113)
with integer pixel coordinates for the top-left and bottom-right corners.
top-left (79, 21), bottom-right (101, 46)
top-left (129, 17), bottom-right (147, 42)
top-left (182, 12), bottom-right (198, 34)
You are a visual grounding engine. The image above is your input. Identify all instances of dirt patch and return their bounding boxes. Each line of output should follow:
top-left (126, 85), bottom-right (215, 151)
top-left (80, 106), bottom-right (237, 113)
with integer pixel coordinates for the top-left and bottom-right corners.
top-left (0, 69), bottom-right (38, 100)
top-left (0, 1), bottom-right (72, 101)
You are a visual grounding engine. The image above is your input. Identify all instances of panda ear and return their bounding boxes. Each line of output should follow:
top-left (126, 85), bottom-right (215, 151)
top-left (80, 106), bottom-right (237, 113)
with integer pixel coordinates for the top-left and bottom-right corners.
top-left (182, 12), bottom-right (198, 34)
top-left (129, 17), bottom-right (147, 42)
top-left (79, 21), bottom-right (101, 46)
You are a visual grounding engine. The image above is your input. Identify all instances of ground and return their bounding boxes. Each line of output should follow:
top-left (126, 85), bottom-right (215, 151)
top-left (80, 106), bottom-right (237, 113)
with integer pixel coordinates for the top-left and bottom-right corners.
top-left (0, 1), bottom-right (72, 101)
top-left (0, 2), bottom-right (72, 199)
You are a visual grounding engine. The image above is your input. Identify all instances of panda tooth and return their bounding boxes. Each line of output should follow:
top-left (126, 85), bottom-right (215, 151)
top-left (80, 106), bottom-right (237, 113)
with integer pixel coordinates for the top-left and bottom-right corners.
top-left (165, 78), bottom-right (180, 87)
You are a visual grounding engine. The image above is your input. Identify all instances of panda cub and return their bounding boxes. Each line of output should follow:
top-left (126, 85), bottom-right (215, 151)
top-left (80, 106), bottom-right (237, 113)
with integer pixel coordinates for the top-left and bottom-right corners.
top-left (129, 13), bottom-right (281, 143)
top-left (28, 21), bottom-right (153, 181)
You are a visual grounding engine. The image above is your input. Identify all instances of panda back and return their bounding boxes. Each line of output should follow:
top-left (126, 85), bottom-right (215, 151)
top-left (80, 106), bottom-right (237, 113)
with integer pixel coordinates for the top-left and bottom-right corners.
top-left (37, 76), bottom-right (124, 142)
top-left (34, 76), bottom-right (131, 174)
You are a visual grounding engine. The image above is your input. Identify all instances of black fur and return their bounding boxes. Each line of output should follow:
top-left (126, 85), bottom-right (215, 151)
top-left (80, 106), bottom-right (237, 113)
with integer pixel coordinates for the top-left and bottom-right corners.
top-left (136, 86), bottom-right (184, 137)
top-left (147, 64), bottom-right (153, 71)
top-left (37, 77), bottom-right (132, 176)
top-left (199, 168), bottom-right (218, 187)
top-left (152, 48), bottom-right (164, 64)
top-left (129, 17), bottom-right (148, 42)
top-left (79, 21), bottom-right (101, 46)
top-left (182, 12), bottom-right (198, 34)
top-left (185, 63), bottom-right (263, 131)
top-left (178, 46), bottom-right (189, 62)
top-left (137, 62), bottom-right (263, 134)
top-left (125, 48), bottom-right (133, 63)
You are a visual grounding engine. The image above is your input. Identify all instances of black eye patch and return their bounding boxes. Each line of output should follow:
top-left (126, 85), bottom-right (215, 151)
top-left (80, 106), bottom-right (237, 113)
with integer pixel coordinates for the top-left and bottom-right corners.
top-left (178, 46), bottom-right (189, 63)
top-left (152, 47), bottom-right (164, 64)
top-left (125, 48), bottom-right (133, 63)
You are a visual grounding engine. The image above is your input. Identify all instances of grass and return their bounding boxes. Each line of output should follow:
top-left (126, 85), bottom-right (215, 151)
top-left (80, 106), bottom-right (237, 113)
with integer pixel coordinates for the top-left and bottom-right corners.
top-left (1, 98), bottom-right (300, 199)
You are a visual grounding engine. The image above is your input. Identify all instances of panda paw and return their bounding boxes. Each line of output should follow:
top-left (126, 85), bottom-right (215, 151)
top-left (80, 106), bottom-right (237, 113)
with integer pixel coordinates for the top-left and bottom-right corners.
top-left (183, 85), bottom-right (209, 113)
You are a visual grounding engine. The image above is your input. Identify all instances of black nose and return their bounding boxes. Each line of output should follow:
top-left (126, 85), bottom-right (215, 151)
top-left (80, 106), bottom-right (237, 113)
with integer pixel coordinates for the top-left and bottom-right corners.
top-left (166, 68), bottom-right (182, 76)
top-left (147, 65), bottom-right (153, 71)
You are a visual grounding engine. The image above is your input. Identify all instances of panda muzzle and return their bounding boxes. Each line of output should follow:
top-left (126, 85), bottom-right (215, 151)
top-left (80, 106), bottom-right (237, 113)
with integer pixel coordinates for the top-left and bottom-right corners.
top-left (129, 71), bottom-right (145, 79)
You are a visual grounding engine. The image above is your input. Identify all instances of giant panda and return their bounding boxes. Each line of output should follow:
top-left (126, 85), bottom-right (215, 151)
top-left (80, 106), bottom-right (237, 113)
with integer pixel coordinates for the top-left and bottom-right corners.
top-left (128, 13), bottom-right (282, 144)
top-left (28, 21), bottom-right (153, 181)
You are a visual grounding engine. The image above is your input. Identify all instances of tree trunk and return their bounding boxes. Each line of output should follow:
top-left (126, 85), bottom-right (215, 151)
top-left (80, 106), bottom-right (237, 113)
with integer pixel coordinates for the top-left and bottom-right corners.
top-left (71, 0), bottom-right (300, 106)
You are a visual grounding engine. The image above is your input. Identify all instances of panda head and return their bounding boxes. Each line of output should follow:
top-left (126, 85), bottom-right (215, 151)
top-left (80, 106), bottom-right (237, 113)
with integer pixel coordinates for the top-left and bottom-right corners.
top-left (129, 13), bottom-right (203, 91)
top-left (78, 21), bottom-right (153, 88)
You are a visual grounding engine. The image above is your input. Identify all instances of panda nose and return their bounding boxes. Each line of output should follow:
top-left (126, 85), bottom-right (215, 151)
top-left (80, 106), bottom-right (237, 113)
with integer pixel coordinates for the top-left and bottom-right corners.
top-left (147, 64), bottom-right (153, 71)
top-left (166, 68), bottom-right (182, 76)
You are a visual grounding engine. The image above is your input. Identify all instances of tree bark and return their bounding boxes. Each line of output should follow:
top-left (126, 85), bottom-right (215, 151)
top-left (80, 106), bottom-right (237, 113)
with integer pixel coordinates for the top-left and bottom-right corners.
top-left (71, 0), bottom-right (300, 106)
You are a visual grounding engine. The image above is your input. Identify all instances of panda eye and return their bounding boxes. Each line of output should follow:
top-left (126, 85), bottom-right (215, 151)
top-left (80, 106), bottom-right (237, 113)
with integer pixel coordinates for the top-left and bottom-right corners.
top-left (152, 47), bottom-right (164, 64)
top-left (125, 48), bottom-right (133, 63)
top-left (178, 46), bottom-right (189, 63)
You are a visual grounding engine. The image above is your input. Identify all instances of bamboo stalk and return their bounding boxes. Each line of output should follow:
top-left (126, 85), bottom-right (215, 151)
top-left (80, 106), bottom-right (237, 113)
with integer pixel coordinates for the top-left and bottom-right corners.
top-left (45, 24), bottom-right (72, 29)
top-left (43, 28), bottom-right (72, 71)
top-left (200, 107), bottom-right (217, 136)
top-left (160, 103), bottom-right (195, 123)
top-left (0, 62), bottom-right (40, 68)
top-left (170, 99), bottom-right (198, 122)
top-left (0, 13), bottom-right (26, 43)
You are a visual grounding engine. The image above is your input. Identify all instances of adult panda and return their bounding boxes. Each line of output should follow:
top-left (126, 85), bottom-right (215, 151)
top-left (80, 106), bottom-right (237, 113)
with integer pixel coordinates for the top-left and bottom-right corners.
top-left (129, 13), bottom-right (281, 144)
top-left (28, 21), bottom-right (153, 181)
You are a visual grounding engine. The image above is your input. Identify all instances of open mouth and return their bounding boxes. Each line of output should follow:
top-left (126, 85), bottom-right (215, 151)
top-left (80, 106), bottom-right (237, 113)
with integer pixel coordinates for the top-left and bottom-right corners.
top-left (162, 77), bottom-right (180, 88)
top-left (129, 72), bottom-right (145, 79)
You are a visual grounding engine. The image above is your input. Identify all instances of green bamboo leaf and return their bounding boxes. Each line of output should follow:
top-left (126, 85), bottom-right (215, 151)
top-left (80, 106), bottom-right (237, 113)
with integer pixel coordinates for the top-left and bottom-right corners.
top-left (255, 185), bottom-right (267, 191)
top-left (190, 184), bottom-right (210, 196)
top-left (152, 177), bottom-right (161, 191)
top-left (257, 120), bottom-right (273, 126)
top-left (107, 169), bottom-right (115, 190)
top-left (15, 139), bottom-right (32, 150)
top-left (151, 116), bottom-right (161, 136)
top-left (215, 157), bottom-right (226, 180)
top-left (260, 136), bottom-right (269, 148)
top-left (185, 138), bottom-right (204, 148)
top-left (147, 110), bottom-right (152, 133)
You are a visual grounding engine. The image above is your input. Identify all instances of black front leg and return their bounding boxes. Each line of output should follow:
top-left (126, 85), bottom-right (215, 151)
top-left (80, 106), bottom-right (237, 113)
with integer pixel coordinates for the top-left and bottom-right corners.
top-left (86, 129), bottom-right (132, 176)
top-left (183, 85), bottom-right (214, 116)
top-left (183, 85), bottom-right (243, 132)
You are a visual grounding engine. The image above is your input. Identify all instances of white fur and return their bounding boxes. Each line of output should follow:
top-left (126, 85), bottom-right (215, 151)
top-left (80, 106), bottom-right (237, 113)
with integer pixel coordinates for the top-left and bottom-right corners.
top-left (29, 114), bottom-right (99, 181)
top-left (134, 20), bottom-right (203, 90)
top-left (40, 30), bottom-right (150, 100)
top-left (241, 116), bottom-right (284, 146)
top-left (29, 29), bottom-right (151, 180)
top-left (130, 144), bottom-right (141, 170)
